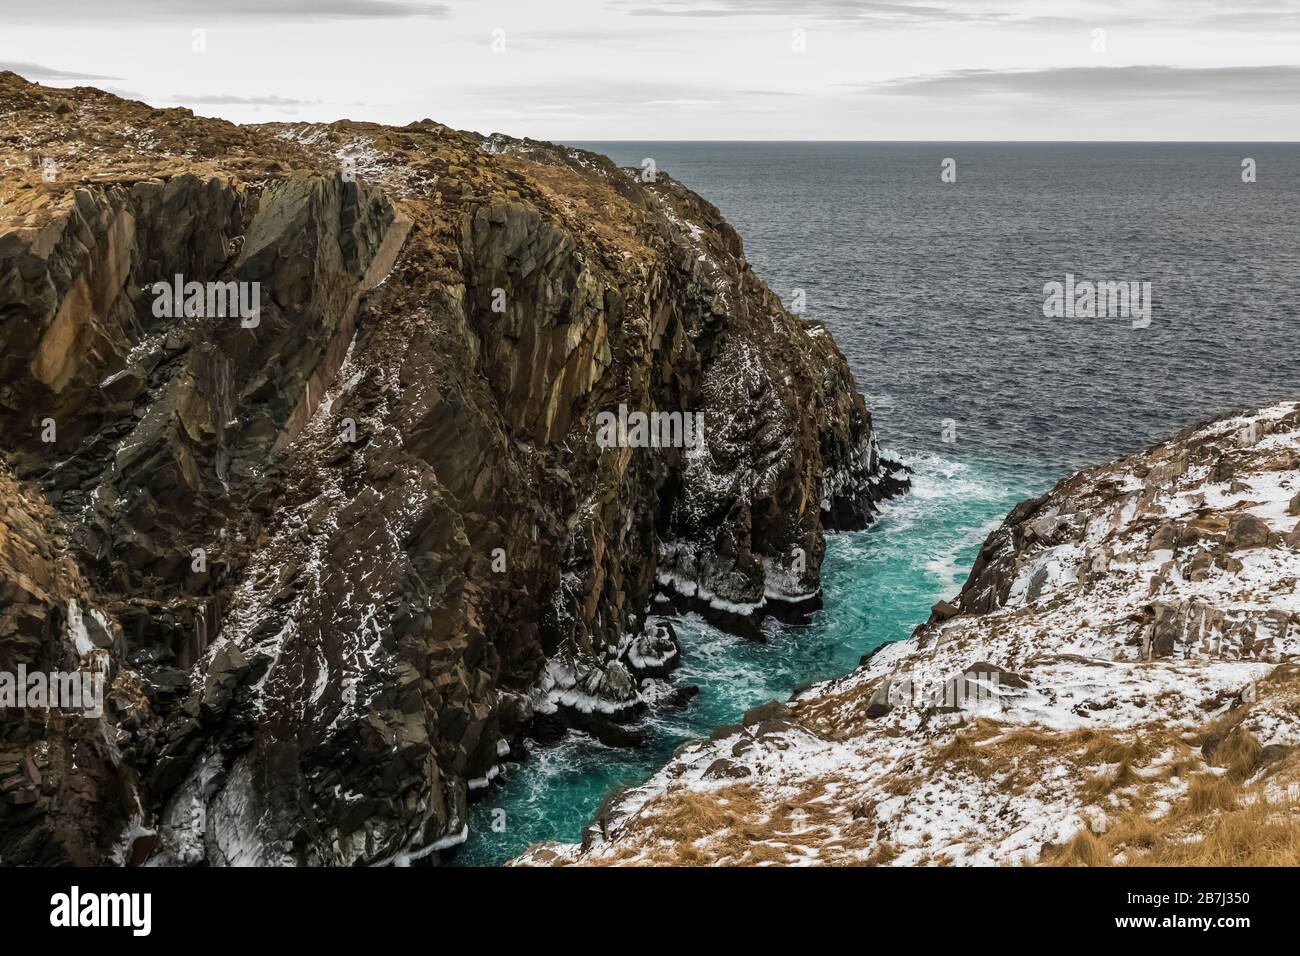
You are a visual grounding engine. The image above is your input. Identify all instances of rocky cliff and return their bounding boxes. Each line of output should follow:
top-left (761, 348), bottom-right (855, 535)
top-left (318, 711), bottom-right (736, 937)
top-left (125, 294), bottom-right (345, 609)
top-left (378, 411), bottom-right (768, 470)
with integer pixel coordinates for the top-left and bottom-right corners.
top-left (0, 74), bottom-right (905, 865)
top-left (521, 402), bottom-right (1300, 866)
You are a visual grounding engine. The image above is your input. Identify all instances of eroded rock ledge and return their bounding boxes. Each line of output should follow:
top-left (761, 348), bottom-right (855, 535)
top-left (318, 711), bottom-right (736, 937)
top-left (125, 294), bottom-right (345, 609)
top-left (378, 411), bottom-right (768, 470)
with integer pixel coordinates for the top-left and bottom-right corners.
top-left (0, 73), bottom-right (904, 865)
top-left (520, 402), bottom-right (1300, 866)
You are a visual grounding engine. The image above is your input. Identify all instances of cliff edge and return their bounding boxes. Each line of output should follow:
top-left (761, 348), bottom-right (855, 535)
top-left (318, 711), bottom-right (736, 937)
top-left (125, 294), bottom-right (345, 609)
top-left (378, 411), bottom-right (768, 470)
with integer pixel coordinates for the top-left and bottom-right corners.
top-left (0, 73), bottom-right (905, 865)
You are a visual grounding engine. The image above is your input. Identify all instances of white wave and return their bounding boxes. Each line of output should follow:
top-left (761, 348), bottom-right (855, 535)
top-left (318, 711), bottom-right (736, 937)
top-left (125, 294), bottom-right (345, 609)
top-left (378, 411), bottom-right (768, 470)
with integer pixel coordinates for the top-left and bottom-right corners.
top-left (881, 447), bottom-right (1012, 504)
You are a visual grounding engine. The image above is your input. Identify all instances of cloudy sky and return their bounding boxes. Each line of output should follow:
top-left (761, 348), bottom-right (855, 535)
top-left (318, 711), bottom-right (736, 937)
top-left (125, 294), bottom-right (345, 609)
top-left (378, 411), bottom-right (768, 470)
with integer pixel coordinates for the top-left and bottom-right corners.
top-left (2, 0), bottom-right (1297, 139)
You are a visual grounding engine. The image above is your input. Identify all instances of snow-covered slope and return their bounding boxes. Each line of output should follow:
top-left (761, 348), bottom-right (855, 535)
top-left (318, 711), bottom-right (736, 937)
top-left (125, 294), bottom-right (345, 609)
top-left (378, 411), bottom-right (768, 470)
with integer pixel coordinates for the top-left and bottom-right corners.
top-left (518, 401), bottom-right (1300, 866)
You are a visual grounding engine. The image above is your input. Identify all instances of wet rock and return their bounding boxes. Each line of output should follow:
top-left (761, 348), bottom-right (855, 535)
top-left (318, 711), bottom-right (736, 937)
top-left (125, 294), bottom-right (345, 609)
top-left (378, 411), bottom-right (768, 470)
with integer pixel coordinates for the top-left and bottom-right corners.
top-left (526, 400), bottom-right (1300, 868)
top-left (621, 621), bottom-right (680, 680)
top-left (660, 685), bottom-right (700, 709)
top-left (708, 722), bottom-right (743, 742)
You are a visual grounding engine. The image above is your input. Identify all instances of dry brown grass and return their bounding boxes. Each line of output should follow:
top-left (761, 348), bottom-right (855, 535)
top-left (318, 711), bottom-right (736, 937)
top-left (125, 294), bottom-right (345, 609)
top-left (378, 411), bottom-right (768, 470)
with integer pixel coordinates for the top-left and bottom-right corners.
top-left (597, 712), bottom-right (1298, 866)
top-left (926, 722), bottom-right (1173, 806)
top-left (933, 731), bottom-right (981, 766)
top-left (1079, 760), bottom-right (1139, 802)
top-left (579, 657), bottom-right (1300, 867)
top-left (594, 777), bottom-right (880, 866)
top-left (1043, 726), bottom-right (1300, 867)
top-left (1208, 725), bottom-right (1264, 781)
top-left (1051, 828), bottom-right (1112, 867)
top-left (1131, 797), bottom-right (1300, 865)
top-left (1184, 774), bottom-right (1239, 814)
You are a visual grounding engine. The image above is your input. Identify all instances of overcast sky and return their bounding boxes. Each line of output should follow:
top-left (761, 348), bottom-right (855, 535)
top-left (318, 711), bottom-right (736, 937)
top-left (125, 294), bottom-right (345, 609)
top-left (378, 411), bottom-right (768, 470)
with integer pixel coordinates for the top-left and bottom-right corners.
top-left (2, 0), bottom-right (1297, 139)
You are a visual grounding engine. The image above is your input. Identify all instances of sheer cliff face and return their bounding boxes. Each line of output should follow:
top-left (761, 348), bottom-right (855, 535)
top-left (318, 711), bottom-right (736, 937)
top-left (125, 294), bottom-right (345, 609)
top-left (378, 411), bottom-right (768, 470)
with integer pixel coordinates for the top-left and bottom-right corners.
top-left (526, 402), bottom-right (1300, 867)
top-left (0, 74), bottom-right (904, 865)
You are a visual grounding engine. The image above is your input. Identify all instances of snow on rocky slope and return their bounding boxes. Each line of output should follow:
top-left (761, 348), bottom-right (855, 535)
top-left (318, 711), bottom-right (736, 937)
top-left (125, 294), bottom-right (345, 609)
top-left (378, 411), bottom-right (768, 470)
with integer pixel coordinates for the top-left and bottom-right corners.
top-left (518, 401), bottom-right (1300, 866)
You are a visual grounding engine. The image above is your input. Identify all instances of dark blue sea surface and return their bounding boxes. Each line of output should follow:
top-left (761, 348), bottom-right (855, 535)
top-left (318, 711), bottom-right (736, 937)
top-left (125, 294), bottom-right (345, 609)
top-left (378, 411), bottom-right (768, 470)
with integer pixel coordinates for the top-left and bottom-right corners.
top-left (453, 143), bottom-right (1300, 865)
top-left (580, 142), bottom-right (1300, 473)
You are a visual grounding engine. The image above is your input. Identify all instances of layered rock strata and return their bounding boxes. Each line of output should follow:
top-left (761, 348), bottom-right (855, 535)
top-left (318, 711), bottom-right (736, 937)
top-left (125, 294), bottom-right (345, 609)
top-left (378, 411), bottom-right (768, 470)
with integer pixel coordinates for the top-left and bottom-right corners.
top-left (0, 74), bottom-right (904, 865)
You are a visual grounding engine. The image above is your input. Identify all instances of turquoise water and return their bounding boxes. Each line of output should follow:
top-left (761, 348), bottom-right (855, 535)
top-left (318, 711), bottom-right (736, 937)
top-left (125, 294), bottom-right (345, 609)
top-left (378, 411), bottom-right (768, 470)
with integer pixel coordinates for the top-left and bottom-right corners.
top-left (453, 449), bottom-right (1056, 865)
top-left (453, 141), bottom-right (1300, 865)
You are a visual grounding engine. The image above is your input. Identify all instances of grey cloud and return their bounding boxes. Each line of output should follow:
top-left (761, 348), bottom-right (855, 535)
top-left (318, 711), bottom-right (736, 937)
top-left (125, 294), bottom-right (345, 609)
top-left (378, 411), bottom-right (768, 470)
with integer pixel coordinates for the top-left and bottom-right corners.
top-left (1191, 0), bottom-right (1300, 30)
top-left (3, 0), bottom-right (449, 21)
top-left (872, 65), bottom-right (1300, 103)
top-left (168, 93), bottom-right (322, 105)
top-left (618, 0), bottom-right (1300, 30)
top-left (619, 0), bottom-right (1060, 24)
top-left (0, 61), bottom-right (121, 81)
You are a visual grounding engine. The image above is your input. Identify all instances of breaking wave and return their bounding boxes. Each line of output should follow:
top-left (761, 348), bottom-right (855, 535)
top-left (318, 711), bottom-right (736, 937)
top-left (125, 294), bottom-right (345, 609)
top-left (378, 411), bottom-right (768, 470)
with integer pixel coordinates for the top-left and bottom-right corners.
top-left (453, 450), bottom-right (1051, 865)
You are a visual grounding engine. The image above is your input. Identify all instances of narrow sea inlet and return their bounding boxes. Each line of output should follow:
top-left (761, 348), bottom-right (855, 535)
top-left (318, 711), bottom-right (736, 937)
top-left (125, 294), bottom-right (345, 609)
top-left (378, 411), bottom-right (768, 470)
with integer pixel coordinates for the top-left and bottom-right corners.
top-left (455, 451), bottom-right (1050, 865)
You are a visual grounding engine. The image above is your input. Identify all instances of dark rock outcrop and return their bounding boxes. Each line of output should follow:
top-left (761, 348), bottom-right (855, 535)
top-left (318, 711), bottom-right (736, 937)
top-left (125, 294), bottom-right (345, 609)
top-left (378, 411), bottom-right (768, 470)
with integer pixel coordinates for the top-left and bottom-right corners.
top-left (0, 73), bottom-right (905, 865)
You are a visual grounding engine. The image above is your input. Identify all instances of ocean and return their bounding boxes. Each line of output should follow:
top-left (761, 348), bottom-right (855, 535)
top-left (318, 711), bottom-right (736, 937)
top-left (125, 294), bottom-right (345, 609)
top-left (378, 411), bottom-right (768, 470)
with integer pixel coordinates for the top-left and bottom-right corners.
top-left (453, 142), bottom-right (1300, 865)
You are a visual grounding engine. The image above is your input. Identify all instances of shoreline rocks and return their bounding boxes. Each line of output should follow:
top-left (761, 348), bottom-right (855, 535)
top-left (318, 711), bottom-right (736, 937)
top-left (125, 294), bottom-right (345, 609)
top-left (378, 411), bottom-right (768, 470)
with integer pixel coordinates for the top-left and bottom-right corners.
top-left (517, 401), bottom-right (1300, 867)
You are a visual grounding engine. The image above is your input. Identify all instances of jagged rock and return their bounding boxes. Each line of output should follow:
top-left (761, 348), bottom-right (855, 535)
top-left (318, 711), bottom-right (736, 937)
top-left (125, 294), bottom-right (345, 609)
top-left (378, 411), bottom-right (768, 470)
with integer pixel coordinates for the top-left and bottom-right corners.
top-left (865, 681), bottom-right (894, 718)
top-left (1148, 520), bottom-right (1178, 552)
top-left (742, 700), bottom-right (792, 726)
top-left (1226, 513), bottom-right (1273, 551)
top-left (0, 73), bottom-right (903, 865)
top-left (703, 758), bottom-right (751, 780)
top-left (1183, 551), bottom-right (1213, 581)
top-left (1217, 551), bottom-right (1244, 573)
top-left (931, 600), bottom-right (960, 620)
top-left (620, 622), bottom-right (680, 680)
top-left (660, 685), bottom-right (700, 709)
top-left (1026, 564), bottom-right (1052, 602)
top-left (199, 645), bottom-right (249, 722)
top-left (927, 663), bottom-right (1027, 713)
